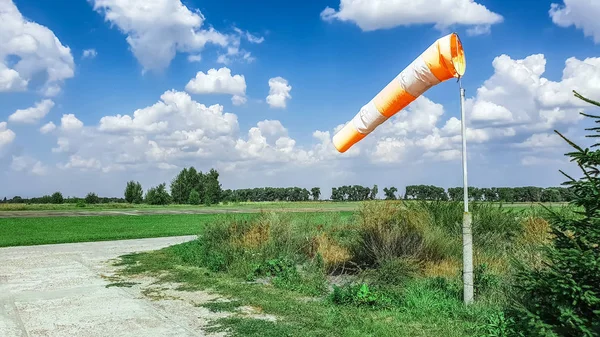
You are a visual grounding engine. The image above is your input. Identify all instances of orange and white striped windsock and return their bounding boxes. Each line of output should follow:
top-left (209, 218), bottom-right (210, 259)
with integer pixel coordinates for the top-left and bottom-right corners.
top-left (332, 33), bottom-right (466, 153)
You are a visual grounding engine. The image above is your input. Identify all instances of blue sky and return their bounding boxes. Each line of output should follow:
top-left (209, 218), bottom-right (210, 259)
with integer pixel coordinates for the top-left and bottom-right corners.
top-left (1, 0), bottom-right (599, 198)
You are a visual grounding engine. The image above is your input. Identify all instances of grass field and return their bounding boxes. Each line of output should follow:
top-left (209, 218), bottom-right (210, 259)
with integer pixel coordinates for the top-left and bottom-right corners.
top-left (0, 201), bottom-right (362, 212)
top-left (0, 211), bottom-right (354, 247)
top-left (0, 200), bottom-right (568, 213)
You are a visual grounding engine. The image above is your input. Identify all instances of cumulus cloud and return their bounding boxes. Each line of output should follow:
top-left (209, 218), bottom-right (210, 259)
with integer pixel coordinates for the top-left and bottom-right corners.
top-left (466, 54), bottom-right (599, 134)
top-left (185, 67), bottom-right (247, 105)
top-left (61, 114), bottom-right (84, 131)
top-left (11, 156), bottom-right (47, 175)
top-left (40, 122), bottom-right (57, 134)
top-left (515, 133), bottom-right (565, 149)
top-left (0, 122), bottom-right (16, 148)
top-left (82, 49), bottom-right (97, 59)
top-left (266, 77), bottom-right (292, 109)
top-left (59, 155), bottom-right (102, 171)
top-left (90, 0), bottom-right (259, 71)
top-left (8, 99), bottom-right (55, 124)
top-left (321, 0), bottom-right (503, 33)
top-left (550, 0), bottom-right (600, 43)
top-left (0, 0), bottom-right (74, 94)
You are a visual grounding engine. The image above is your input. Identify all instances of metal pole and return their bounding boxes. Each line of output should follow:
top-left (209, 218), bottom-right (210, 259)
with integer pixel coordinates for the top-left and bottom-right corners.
top-left (460, 79), bottom-right (474, 305)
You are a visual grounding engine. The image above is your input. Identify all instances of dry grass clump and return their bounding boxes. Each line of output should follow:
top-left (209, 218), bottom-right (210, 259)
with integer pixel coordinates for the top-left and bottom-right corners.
top-left (352, 201), bottom-right (455, 268)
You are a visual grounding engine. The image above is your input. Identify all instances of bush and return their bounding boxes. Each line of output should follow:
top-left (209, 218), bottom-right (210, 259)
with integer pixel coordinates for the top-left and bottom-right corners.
top-left (188, 189), bottom-right (200, 205)
top-left (365, 257), bottom-right (420, 287)
top-left (145, 183), bottom-right (171, 205)
top-left (330, 283), bottom-right (393, 308)
top-left (179, 212), bottom-right (327, 295)
top-left (85, 192), bottom-right (100, 204)
top-left (510, 91), bottom-right (600, 336)
top-left (352, 201), bottom-right (452, 268)
top-left (51, 192), bottom-right (63, 204)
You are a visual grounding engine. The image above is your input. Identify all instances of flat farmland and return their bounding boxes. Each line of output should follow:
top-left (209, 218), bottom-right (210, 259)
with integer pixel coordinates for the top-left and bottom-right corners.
top-left (0, 211), bottom-right (354, 247)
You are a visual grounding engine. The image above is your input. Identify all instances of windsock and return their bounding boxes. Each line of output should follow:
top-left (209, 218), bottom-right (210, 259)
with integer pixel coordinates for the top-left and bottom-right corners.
top-left (332, 33), bottom-right (466, 153)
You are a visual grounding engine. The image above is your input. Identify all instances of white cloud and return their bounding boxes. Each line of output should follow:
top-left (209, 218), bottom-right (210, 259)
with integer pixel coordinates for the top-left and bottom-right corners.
top-left (515, 133), bottom-right (565, 149)
top-left (91, 0), bottom-right (237, 71)
top-left (321, 0), bottom-right (503, 32)
top-left (550, 0), bottom-right (600, 43)
top-left (8, 99), bottom-right (55, 124)
top-left (42, 85), bottom-right (61, 97)
top-left (187, 54), bottom-right (202, 63)
top-left (82, 49), bottom-right (97, 59)
top-left (465, 54), bottom-right (600, 135)
top-left (185, 67), bottom-right (247, 105)
top-left (10, 156), bottom-right (47, 175)
top-left (266, 77), bottom-right (292, 109)
top-left (52, 137), bottom-right (71, 153)
top-left (31, 161), bottom-right (48, 175)
top-left (0, 122), bottom-right (16, 148)
top-left (40, 121), bottom-right (57, 134)
top-left (0, 0), bottom-right (74, 94)
top-left (99, 90), bottom-right (238, 136)
top-left (60, 155), bottom-right (101, 170)
top-left (217, 28), bottom-right (262, 64)
top-left (231, 95), bottom-right (247, 106)
top-left (61, 114), bottom-right (84, 131)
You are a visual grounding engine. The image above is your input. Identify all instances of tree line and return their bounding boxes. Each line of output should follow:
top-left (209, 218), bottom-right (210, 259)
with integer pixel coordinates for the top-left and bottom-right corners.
top-left (1, 175), bottom-right (576, 205)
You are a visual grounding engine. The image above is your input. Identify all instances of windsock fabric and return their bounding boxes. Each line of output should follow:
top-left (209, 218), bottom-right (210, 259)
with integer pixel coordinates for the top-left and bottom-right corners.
top-left (333, 33), bottom-right (466, 153)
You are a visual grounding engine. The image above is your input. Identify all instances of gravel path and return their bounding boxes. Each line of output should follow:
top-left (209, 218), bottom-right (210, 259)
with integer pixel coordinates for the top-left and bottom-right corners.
top-left (0, 236), bottom-right (219, 337)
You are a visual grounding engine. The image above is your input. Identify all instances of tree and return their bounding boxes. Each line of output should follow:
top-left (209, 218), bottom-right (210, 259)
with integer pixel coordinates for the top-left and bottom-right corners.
top-left (170, 168), bottom-right (190, 204)
top-left (511, 91), bottom-right (600, 336)
top-left (383, 187), bottom-right (397, 200)
top-left (85, 192), bottom-right (100, 204)
top-left (203, 168), bottom-right (222, 206)
top-left (51, 192), bottom-right (64, 204)
top-left (145, 183), bottom-right (171, 205)
top-left (124, 181), bottom-right (143, 204)
top-left (370, 184), bottom-right (378, 200)
top-left (541, 188), bottom-right (562, 203)
top-left (311, 187), bottom-right (321, 201)
top-left (188, 189), bottom-right (200, 205)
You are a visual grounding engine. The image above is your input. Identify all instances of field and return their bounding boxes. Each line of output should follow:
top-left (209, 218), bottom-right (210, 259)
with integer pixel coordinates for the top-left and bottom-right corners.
top-left (0, 211), bottom-right (353, 247)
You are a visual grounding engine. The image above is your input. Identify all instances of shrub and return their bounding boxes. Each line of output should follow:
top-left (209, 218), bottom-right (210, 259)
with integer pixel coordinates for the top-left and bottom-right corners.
top-left (76, 199), bottom-right (86, 208)
top-left (188, 189), bottom-right (200, 205)
top-left (365, 257), bottom-right (420, 287)
top-left (352, 201), bottom-right (451, 267)
top-left (85, 192), bottom-right (100, 204)
top-left (180, 212), bottom-right (327, 295)
top-left (330, 283), bottom-right (393, 308)
top-left (50, 191), bottom-right (63, 204)
top-left (510, 91), bottom-right (600, 336)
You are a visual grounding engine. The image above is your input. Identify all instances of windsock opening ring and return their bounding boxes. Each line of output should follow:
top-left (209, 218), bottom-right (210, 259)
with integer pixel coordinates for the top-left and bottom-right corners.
top-left (332, 33), bottom-right (466, 153)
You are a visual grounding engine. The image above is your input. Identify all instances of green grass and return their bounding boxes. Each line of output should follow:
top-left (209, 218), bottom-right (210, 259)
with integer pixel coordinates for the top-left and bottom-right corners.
top-left (0, 201), bottom-right (362, 212)
top-left (117, 248), bottom-right (499, 337)
top-left (0, 211), bottom-right (353, 247)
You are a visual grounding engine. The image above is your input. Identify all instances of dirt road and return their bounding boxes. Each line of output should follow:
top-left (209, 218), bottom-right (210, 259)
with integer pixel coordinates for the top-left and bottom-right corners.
top-left (0, 236), bottom-right (222, 337)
